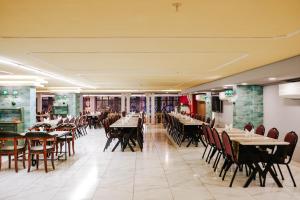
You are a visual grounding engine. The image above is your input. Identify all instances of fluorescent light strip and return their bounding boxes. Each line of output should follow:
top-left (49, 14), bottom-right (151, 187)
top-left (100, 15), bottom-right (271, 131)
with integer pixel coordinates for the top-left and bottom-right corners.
top-left (0, 57), bottom-right (95, 88)
top-left (0, 80), bottom-right (44, 87)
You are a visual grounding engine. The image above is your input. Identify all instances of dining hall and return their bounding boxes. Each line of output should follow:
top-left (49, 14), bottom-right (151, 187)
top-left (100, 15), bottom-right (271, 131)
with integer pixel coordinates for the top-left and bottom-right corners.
top-left (0, 1), bottom-right (300, 200)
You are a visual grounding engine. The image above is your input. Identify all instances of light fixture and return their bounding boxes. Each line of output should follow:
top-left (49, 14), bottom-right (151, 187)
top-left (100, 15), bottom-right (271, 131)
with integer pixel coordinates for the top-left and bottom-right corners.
top-left (241, 83), bottom-right (248, 85)
top-left (0, 81), bottom-right (44, 87)
top-left (268, 77), bottom-right (277, 81)
top-left (223, 84), bottom-right (234, 89)
top-left (0, 56), bottom-right (95, 88)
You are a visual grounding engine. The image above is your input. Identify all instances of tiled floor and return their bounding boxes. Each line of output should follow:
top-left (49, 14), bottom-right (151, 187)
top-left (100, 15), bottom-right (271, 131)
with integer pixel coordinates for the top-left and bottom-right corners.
top-left (1, 125), bottom-right (300, 200)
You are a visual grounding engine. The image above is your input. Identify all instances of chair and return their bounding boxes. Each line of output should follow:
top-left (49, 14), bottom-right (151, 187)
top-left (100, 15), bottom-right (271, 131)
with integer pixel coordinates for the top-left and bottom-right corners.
top-left (29, 123), bottom-right (52, 132)
top-left (0, 132), bottom-right (26, 172)
top-left (55, 124), bottom-right (76, 156)
top-left (273, 131), bottom-right (298, 187)
top-left (103, 119), bottom-right (123, 152)
top-left (25, 131), bottom-right (56, 173)
top-left (244, 123), bottom-right (254, 132)
top-left (211, 128), bottom-right (224, 171)
top-left (206, 117), bottom-right (211, 124)
top-left (210, 118), bottom-right (215, 128)
top-left (204, 125), bottom-right (216, 163)
top-left (255, 125), bottom-right (265, 136)
top-left (220, 131), bottom-right (261, 187)
top-left (267, 128), bottom-right (279, 139)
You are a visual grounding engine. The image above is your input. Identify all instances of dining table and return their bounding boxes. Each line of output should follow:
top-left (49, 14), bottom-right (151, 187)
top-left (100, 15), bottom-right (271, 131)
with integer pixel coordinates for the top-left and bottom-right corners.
top-left (169, 113), bottom-right (208, 147)
top-left (216, 127), bottom-right (289, 187)
top-left (110, 116), bottom-right (141, 152)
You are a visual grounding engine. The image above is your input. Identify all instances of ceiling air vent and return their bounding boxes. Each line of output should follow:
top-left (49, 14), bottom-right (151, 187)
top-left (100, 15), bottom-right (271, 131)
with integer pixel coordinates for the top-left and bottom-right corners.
top-left (279, 82), bottom-right (300, 99)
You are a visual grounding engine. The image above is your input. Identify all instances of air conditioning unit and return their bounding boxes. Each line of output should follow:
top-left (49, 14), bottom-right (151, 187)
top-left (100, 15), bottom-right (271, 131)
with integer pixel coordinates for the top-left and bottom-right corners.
top-left (279, 82), bottom-right (300, 99)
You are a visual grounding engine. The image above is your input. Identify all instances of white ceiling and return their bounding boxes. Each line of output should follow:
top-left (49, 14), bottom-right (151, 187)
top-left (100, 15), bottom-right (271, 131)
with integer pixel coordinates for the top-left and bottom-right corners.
top-left (0, 0), bottom-right (300, 92)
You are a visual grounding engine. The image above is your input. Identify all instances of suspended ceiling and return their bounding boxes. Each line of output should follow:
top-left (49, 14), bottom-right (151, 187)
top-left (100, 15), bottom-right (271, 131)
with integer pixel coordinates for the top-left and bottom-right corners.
top-left (0, 0), bottom-right (300, 92)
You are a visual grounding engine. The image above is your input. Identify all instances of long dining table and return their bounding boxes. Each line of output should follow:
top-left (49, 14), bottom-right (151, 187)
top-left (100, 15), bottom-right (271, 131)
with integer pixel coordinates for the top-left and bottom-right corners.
top-left (109, 116), bottom-right (141, 152)
top-left (169, 113), bottom-right (208, 147)
top-left (216, 127), bottom-right (289, 187)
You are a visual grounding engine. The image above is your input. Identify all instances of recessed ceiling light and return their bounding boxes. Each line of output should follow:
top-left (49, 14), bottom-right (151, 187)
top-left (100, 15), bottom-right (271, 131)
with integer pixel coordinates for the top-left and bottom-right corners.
top-left (223, 84), bottom-right (234, 88)
top-left (241, 83), bottom-right (248, 85)
top-left (268, 77), bottom-right (277, 81)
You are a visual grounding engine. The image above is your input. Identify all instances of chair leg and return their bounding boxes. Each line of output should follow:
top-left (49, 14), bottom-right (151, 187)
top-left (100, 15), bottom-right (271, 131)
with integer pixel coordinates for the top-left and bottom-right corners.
top-left (72, 139), bottom-right (75, 155)
top-left (229, 165), bottom-right (239, 187)
top-left (277, 164), bottom-right (284, 180)
top-left (219, 159), bottom-right (228, 177)
top-left (222, 161), bottom-right (233, 181)
top-left (43, 152), bottom-right (48, 173)
top-left (206, 146), bottom-right (212, 162)
top-left (14, 152), bottom-right (18, 173)
top-left (27, 152), bottom-right (31, 172)
top-left (202, 146), bottom-right (208, 159)
top-left (112, 140), bottom-right (121, 152)
top-left (208, 148), bottom-right (217, 164)
top-left (213, 152), bottom-right (220, 168)
top-left (286, 164), bottom-right (296, 187)
top-left (103, 138), bottom-right (111, 152)
top-left (8, 155), bottom-right (11, 169)
top-left (22, 152), bottom-right (26, 169)
top-left (51, 152), bottom-right (55, 170)
top-left (36, 154), bottom-right (39, 169)
top-left (68, 141), bottom-right (71, 156)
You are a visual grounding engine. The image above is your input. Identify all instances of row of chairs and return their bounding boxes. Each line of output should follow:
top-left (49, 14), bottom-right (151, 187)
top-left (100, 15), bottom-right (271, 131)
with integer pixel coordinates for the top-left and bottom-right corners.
top-left (103, 115), bottom-right (144, 152)
top-left (162, 112), bottom-right (214, 147)
top-left (202, 123), bottom-right (298, 187)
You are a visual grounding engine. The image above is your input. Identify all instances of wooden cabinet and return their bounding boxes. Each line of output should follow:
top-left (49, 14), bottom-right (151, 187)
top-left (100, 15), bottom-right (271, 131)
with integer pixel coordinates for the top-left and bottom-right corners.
top-left (0, 108), bottom-right (24, 133)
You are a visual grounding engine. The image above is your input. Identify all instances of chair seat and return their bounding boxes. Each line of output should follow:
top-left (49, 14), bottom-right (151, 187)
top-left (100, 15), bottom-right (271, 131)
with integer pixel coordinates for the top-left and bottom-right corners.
top-left (57, 135), bottom-right (73, 141)
top-left (30, 145), bottom-right (54, 151)
top-left (0, 145), bottom-right (25, 151)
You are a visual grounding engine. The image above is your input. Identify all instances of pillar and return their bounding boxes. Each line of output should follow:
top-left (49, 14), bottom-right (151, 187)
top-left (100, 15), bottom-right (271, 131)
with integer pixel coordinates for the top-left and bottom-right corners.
top-left (126, 93), bottom-right (131, 113)
top-left (0, 86), bottom-right (36, 131)
top-left (146, 93), bottom-right (150, 124)
top-left (233, 85), bottom-right (263, 129)
top-left (36, 93), bottom-right (42, 113)
top-left (121, 93), bottom-right (126, 112)
top-left (151, 93), bottom-right (155, 124)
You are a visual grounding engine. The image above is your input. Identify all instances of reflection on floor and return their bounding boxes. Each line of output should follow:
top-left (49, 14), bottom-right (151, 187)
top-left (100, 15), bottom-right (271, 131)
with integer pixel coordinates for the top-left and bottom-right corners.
top-left (1, 125), bottom-right (300, 200)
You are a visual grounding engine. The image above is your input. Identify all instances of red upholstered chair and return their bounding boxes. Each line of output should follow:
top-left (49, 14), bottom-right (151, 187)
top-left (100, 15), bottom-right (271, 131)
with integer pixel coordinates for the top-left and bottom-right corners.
top-left (255, 124), bottom-right (265, 136)
top-left (220, 131), bottom-right (261, 187)
top-left (244, 123), bottom-right (254, 132)
top-left (210, 118), bottom-right (215, 128)
top-left (273, 131), bottom-right (298, 187)
top-left (267, 128), bottom-right (279, 139)
top-left (211, 128), bottom-right (223, 171)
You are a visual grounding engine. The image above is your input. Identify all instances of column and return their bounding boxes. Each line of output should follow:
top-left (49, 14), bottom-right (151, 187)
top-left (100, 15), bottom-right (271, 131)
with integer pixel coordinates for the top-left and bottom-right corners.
top-left (54, 93), bottom-right (80, 116)
top-left (126, 93), bottom-right (131, 113)
top-left (0, 86), bottom-right (36, 131)
top-left (146, 93), bottom-right (150, 124)
top-left (233, 85), bottom-right (263, 129)
top-left (121, 93), bottom-right (126, 112)
top-left (36, 93), bottom-right (42, 113)
top-left (151, 93), bottom-right (155, 124)
top-left (205, 92), bottom-right (212, 119)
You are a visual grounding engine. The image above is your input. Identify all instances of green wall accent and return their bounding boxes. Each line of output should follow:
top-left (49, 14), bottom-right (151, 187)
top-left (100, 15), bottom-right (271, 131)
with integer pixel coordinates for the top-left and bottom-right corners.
top-left (0, 86), bottom-right (36, 130)
top-left (233, 85), bottom-right (263, 129)
top-left (205, 92), bottom-right (212, 119)
top-left (54, 93), bottom-right (80, 116)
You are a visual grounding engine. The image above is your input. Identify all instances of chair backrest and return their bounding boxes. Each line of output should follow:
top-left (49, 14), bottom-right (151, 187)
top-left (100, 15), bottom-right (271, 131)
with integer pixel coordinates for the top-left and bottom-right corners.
top-left (121, 111), bottom-right (126, 117)
top-left (55, 123), bottom-right (76, 131)
top-left (210, 118), bottom-right (215, 128)
top-left (206, 117), bottom-right (211, 124)
top-left (205, 125), bottom-right (215, 145)
top-left (69, 117), bottom-right (75, 123)
top-left (212, 128), bottom-right (222, 151)
top-left (30, 123), bottom-right (52, 131)
top-left (221, 131), bottom-right (235, 161)
top-left (244, 122), bottom-right (254, 131)
top-left (267, 127), bottom-right (279, 139)
top-left (284, 131), bottom-right (298, 161)
top-left (63, 118), bottom-right (70, 123)
top-left (255, 124), bottom-right (265, 136)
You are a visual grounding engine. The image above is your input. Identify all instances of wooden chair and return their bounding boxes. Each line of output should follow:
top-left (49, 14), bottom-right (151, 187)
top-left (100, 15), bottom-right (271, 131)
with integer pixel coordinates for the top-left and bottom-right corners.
top-left (55, 124), bottom-right (76, 156)
top-left (25, 131), bottom-right (56, 173)
top-left (0, 132), bottom-right (26, 172)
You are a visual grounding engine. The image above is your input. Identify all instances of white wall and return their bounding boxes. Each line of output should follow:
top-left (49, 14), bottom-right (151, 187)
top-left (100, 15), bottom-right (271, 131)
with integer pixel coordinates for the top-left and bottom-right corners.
top-left (264, 84), bottom-right (300, 161)
top-left (213, 101), bottom-right (233, 127)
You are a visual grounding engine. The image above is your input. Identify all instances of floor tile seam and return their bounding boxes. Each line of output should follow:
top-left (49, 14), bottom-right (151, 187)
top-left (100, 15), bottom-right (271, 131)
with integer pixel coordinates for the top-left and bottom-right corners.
top-left (152, 129), bottom-right (176, 200)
